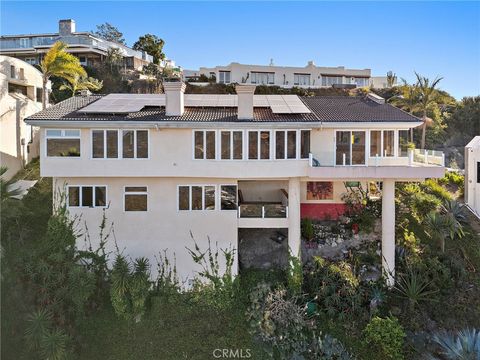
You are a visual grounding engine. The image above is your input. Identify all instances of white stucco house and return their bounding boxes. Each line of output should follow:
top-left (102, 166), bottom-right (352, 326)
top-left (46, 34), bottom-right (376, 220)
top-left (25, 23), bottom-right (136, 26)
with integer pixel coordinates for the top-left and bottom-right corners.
top-left (25, 82), bottom-right (445, 286)
top-left (1, 56), bottom-right (50, 179)
top-left (184, 61), bottom-right (392, 89)
top-left (465, 136), bottom-right (480, 218)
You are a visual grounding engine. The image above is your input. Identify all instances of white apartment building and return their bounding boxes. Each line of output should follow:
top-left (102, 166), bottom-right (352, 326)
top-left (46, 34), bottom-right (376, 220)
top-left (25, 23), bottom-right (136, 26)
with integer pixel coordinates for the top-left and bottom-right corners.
top-left (1, 56), bottom-right (50, 179)
top-left (25, 83), bottom-right (444, 286)
top-left (465, 136), bottom-right (480, 218)
top-left (184, 61), bottom-right (390, 89)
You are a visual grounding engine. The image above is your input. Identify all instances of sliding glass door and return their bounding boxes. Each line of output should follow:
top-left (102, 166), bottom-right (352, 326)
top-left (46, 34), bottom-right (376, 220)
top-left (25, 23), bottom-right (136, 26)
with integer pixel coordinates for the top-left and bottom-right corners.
top-left (335, 131), bottom-right (366, 165)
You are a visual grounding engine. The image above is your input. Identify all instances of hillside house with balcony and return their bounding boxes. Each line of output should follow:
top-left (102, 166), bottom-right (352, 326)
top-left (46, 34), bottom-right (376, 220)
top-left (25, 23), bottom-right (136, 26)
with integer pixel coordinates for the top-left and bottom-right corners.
top-left (25, 83), bottom-right (445, 286)
top-left (0, 19), bottom-right (153, 71)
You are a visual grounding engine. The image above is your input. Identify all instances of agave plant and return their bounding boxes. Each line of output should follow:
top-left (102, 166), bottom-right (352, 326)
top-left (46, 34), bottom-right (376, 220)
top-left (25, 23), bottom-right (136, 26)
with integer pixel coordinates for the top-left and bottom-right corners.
top-left (432, 328), bottom-right (480, 359)
top-left (442, 200), bottom-right (467, 224)
top-left (39, 328), bottom-right (69, 360)
top-left (394, 267), bottom-right (437, 311)
top-left (24, 308), bottom-right (53, 351)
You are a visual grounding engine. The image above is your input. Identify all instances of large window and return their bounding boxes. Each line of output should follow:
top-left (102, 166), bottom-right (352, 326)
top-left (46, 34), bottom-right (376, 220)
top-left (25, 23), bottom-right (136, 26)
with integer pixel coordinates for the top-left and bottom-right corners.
top-left (300, 130), bottom-right (310, 159)
top-left (122, 130), bottom-right (148, 159)
top-left (194, 130), bottom-right (216, 159)
top-left (370, 130), bottom-right (394, 157)
top-left (178, 185), bottom-right (216, 211)
top-left (46, 129), bottom-right (81, 157)
top-left (124, 186), bottom-right (148, 211)
top-left (399, 130), bottom-right (409, 157)
top-left (219, 71), bottom-right (231, 84)
top-left (321, 76), bottom-right (343, 86)
top-left (354, 77), bottom-right (369, 87)
top-left (68, 185), bottom-right (106, 207)
top-left (248, 131), bottom-right (270, 160)
top-left (251, 72), bottom-right (274, 85)
top-left (221, 131), bottom-right (243, 160)
top-left (294, 73), bottom-right (311, 86)
top-left (336, 131), bottom-right (366, 165)
top-left (221, 185), bottom-right (237, 210)
top-left (274, 130), bottom-right (296, 159)
top-left (92, 130), bottom-right (119, 158)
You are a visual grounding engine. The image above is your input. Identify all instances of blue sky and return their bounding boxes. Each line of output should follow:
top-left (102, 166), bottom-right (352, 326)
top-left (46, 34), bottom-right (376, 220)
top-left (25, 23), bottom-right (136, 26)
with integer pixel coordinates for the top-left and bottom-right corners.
top-left (1, 1), bottom-right (479, 99)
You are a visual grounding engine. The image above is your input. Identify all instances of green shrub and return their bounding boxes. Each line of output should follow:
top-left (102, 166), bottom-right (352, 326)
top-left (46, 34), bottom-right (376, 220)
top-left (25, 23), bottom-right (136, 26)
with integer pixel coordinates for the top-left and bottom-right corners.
top-left (110, 255), bottom-right (151, 321)
top-left (246, 285), bottom-right (308, 358)
top-left (186, 235), bottom-right (237, 310)
top-left (301, 218), bottom-right (315, 241)
top-left (287, 253), bottom-right (303, 296)
top-left (421, 179), bottom-right (453, 202)
top-left (363, 316), bottom-right (406, 360)
top-left (304, 257), bottom-right (364, 319)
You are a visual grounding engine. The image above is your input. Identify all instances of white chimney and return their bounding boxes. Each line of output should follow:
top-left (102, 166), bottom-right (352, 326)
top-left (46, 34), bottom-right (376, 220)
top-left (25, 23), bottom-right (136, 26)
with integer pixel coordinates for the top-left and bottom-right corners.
top-left (59, 19), bottom-right (76, 36)
top-left (236, 84), bottom-right (256, 120)
top-left (164, 81), bottom-right (186, 116)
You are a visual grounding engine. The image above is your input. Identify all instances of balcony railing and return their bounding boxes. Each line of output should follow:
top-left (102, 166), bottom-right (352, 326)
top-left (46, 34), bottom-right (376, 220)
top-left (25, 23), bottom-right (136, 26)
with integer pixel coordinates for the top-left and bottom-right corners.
top-left (308, 148), bottom-right (445, 168)
top-left (238, 204), bottom-right (288, 218)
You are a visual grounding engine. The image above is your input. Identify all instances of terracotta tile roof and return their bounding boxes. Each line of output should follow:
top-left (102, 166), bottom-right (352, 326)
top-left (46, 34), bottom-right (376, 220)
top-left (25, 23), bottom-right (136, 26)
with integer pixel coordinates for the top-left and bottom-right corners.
top-left (26, 94), bottom-right (420, 123)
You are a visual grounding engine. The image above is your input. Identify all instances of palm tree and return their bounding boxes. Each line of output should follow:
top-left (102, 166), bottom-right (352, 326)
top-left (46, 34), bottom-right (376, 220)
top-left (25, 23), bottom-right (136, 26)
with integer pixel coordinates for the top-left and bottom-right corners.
top-left (40, 41), bottom-right (86, 109)
top-left (59, 74), bottom-right (103, 96)
top-left (414, 72), bottom-right (443, 149)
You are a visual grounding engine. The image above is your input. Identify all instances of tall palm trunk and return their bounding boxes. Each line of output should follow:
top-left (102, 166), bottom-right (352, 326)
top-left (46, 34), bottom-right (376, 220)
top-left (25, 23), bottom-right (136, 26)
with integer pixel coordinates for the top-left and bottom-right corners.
top-left (420, 113), bottom-right (427, 150)
top-left (42, 76), bottom-right (49, 110)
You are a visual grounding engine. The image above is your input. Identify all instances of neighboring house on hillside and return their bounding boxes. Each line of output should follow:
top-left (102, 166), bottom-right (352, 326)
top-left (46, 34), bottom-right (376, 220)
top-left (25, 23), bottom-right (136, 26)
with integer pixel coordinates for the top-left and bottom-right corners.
top-left (0, 56), bottom-right (50, 179)
top-left (0, 19), bottom-right (153, 71)
top-left (25, 82), bottom-right (444, 286)
top-left (183, 61), bottom-right (392, 89)
top-left (465, 136), bottom-right (480, 218)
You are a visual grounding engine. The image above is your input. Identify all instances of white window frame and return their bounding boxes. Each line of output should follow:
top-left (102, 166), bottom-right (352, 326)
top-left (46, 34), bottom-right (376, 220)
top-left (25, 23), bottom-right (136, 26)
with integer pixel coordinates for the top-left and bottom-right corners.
top-left (274, 129), bottom-right (300, 160)
top-left (247, 130), bottom-right (272, 160)
top-left (120, 129), bottom-right (150, 159)
top-left (219, 130), bottom-right (244, 160)
top-left (91, 129), bottom-right (121, 159)
top-left (218, 71), bottom-right (231, 84)
top-left (368, 129), bottom-right (397, 158)
top-left (123, 186), bottom-right (148, 212)
top-left (67, 185), bottom-right (107, 208)
top-left (334, 130), bottom-right (368, 166)
top-left (294, 73), bottom-right (311, 86)
top-left (193, 130), bottom-right (217, 160)
top-left (177, 185), bottom-right (217, 211)
top-left (251, 72), bottom-right (275, 85)
top-left (45, 129), bottom-right (81, 158)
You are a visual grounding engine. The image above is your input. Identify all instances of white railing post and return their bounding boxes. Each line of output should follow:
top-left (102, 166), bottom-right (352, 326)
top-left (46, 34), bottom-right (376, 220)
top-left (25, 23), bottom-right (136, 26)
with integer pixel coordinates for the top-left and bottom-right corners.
top-left (409, 149), bottom-right (414, 166)
top-left (442, 152), bottom-right (445, 167)
top-left (424, 149), bottom-right (428, 164)
top-left (375, 154), bottom-right (379, 167)
top-left (343, 153), bottom-right (346, 166)
top-left (262, 206), bottom-right (265, 218)
top-left (286, 206), bottom-right (289, 218)
top-left (309, 152), bottom-right (313, 167)
top-left (238, 205), bottom-right (241, 218)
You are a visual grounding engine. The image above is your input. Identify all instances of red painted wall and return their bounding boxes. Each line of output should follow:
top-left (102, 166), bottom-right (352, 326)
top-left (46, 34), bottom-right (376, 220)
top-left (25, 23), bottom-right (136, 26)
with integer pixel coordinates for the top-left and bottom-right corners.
top-left (300, 203), bottom-right (346, 220)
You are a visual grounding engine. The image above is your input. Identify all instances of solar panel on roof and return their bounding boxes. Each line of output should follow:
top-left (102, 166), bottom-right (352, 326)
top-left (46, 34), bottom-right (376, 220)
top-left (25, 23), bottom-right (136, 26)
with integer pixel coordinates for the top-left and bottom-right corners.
top-left (80, 93), bottom-right (310, 114)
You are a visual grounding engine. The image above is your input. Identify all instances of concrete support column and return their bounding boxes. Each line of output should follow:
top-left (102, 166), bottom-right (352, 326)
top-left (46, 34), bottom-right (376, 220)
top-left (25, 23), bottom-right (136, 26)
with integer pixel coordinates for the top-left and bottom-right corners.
top-left (288, 177), bottom-right (301, 257)
top-left (382, 179), bottom-right (396, 287)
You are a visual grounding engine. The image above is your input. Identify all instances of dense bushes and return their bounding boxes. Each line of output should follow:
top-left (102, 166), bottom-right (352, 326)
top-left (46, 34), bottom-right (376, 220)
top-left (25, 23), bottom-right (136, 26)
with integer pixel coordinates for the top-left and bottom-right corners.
top-left (304, 257), bottom-right (365, 319)
top-left (363, 316), bottom-right (406, 360)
